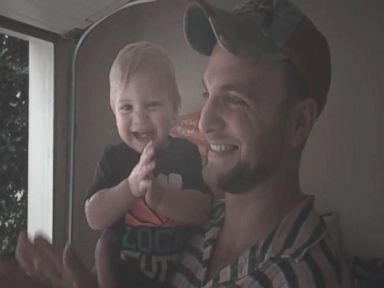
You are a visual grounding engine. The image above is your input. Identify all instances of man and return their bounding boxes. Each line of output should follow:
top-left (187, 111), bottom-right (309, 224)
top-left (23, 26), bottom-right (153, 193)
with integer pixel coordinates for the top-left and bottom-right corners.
top-left (14, 0), bottom-right (350, 287)
top-left (171, 0), bottom-right (350, 287)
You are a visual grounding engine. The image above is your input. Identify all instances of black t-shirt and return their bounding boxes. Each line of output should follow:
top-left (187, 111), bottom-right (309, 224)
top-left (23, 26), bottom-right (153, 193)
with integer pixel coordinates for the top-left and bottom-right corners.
top-left (87, 136), bottom-right (206, 287)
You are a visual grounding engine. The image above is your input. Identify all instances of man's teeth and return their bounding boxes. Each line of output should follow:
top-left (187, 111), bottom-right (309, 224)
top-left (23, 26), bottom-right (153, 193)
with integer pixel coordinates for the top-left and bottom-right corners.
top-left (210, 144), bottom-right (236, 152)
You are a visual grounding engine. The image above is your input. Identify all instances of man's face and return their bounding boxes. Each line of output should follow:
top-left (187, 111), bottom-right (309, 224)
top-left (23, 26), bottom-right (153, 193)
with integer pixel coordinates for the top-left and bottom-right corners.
top-left (112, 71), bottom-right (176, 153)
top-left (200, 46), bottom-right (292, 193)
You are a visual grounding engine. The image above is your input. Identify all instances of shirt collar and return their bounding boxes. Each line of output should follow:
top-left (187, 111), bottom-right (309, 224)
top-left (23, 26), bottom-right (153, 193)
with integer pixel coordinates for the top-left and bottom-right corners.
top-left (257, 195), bottom-right (327, 262)
top-left (202, 196), bottom-right (327, 286)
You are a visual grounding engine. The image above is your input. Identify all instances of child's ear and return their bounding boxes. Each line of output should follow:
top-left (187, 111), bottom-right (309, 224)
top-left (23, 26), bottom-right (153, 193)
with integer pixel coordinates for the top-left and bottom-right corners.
top-left (289, 97), bottom-right (318, 148)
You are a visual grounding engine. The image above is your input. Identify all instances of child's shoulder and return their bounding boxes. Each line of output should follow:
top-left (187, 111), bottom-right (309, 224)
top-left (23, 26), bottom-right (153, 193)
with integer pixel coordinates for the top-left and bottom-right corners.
top-left (102, 142), bottom-right (138, 160)
top-left (103, 141), bottom-right (128, 153)
top-left (168, 136), bottom-right (199, 152)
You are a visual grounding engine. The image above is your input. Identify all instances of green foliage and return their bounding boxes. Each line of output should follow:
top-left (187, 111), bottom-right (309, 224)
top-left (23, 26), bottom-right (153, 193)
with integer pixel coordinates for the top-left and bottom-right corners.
top-left (0, 33), bottom-right (28, 255)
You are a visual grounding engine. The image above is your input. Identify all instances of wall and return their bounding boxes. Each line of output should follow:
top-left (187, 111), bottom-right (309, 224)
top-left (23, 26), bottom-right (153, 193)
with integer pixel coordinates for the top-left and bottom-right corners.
top-left (297, 0), bottom-right (384, 258)
top-left (72, 0), bottom-right (384, 266)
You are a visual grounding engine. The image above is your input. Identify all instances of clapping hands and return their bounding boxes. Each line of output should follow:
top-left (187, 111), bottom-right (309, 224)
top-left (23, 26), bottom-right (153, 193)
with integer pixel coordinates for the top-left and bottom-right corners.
top-left (128, 141), bottom-right (165, 208)
top-left (14, 231), bottom-right (98, 288)
top-left (128, 141), bottom-right (156, 198)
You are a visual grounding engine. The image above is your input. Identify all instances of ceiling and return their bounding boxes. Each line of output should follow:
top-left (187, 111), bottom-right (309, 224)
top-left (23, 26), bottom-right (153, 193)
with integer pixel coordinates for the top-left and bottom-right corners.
top-left (0, 0), bottom-right (236, 36)
top-left (0, 0), bottom-right (150, 35)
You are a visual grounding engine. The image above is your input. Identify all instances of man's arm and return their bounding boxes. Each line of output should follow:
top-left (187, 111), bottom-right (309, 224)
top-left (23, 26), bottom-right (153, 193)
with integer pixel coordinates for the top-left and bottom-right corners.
top-left (146, 185), bottom-right (212, 225)
top-left (144, 138), bottom-right (212, 225)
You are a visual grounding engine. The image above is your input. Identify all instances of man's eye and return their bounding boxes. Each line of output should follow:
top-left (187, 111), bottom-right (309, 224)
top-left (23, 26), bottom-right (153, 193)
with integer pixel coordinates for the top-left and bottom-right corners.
top-left (202, 91), bottom-right (209, 99)
top-left (225, 95), bottom-right (247, 106)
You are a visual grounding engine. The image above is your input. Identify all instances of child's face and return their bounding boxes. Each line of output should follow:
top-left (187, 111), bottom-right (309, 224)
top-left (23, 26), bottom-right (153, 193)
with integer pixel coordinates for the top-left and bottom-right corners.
top-left (112, 71), bottom-right (177, 153)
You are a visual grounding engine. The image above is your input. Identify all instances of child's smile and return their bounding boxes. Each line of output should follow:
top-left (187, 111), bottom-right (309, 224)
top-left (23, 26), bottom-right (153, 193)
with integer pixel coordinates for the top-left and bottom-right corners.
top-left (113, 71), bottom-right (176, 153)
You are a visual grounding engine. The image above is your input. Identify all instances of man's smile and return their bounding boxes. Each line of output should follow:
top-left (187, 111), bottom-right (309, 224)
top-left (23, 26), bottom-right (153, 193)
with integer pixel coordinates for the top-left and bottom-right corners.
top-left (209, 143), bottom-right (238, 153)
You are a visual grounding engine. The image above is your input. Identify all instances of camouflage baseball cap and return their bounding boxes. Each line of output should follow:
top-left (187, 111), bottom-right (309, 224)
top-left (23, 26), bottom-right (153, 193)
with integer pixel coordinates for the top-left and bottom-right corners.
top-left (184, 0), bottom-right (331, 114)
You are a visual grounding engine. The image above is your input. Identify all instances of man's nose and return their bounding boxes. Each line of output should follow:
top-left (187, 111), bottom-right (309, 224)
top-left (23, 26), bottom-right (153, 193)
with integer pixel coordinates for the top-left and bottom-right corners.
top-left (198, 97), bottom-right (224, 134)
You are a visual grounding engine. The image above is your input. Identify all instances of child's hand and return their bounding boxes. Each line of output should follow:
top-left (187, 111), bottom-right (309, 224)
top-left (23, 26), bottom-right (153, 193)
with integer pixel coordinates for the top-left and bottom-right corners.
top-left (128, 141), bottom-right (155, 198)
top-left (145, 173), bottom-right (183, 209)
top-left (144, 178), bottom-right (164, 209)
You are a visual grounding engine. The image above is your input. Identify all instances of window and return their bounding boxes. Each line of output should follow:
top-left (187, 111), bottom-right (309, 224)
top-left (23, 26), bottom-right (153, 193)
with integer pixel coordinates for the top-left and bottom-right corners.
top-left (0, 32), bottom-right (28, 254)
top-left (0, 27), bottom-right (54, 253)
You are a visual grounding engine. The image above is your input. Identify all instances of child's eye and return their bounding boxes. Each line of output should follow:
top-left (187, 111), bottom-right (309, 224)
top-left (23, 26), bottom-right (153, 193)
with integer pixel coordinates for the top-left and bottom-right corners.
top-left (119, 104), bottom-right (132, 112)
top-left (146, 101), bottom-right (161, 109)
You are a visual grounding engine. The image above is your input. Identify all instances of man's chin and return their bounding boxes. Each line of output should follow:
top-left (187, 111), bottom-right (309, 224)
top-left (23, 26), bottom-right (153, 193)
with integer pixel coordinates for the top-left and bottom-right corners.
top-left (203, 161), bottom-right (272, 194)
top-left (203, 163), bottom-right (248, 194)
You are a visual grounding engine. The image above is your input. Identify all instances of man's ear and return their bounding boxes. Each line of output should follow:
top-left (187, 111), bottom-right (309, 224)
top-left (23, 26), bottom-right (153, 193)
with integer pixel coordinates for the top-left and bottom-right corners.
top-left (289, 97), bottom-right (318, 148)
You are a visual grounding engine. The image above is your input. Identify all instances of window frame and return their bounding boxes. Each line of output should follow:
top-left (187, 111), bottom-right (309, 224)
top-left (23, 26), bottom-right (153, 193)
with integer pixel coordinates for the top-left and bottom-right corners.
top-left (0, 15), bottom-right (72, 247)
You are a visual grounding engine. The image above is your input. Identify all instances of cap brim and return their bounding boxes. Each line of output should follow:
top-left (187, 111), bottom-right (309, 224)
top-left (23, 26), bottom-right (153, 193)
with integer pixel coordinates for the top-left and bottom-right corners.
top-left (183, 0), bottom-right (217, 56)
top-left (184, 0), bottom-right (281, 58)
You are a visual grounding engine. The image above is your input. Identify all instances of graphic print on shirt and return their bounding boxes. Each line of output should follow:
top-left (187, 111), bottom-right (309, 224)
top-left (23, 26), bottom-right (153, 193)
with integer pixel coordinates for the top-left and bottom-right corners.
top-left (120, 173), bottom-right (185, 281)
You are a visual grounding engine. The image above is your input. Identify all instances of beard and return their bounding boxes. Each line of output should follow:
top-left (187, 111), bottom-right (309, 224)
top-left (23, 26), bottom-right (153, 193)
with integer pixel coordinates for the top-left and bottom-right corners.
top-left (202, 158), bottom-right (275, 194)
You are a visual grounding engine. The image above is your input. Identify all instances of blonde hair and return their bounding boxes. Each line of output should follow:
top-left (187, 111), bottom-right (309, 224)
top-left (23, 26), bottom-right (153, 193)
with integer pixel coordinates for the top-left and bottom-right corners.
top-left (109, 41), bottom-right (180, 111)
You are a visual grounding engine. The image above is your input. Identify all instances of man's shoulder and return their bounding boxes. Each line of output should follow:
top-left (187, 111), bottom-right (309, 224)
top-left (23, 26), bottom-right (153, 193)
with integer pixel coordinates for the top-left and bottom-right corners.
top-left (239, 197), bottom-right (350, 287)
top-left (245, 237), bottom-right (349, 288)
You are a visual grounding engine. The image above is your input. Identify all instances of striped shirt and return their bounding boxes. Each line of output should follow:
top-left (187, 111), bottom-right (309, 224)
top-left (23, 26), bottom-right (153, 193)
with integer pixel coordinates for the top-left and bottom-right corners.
top-left (171, 196), bottom-right (350, 287)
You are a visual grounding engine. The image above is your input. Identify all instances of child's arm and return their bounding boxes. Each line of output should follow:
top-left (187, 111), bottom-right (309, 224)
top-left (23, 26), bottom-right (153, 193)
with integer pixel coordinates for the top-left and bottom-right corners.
top-left (85, 179), bottom-right (134, 230)
top-left (85, 143), bottom-right (155, 230)
top-left (146, 185), bottom-right (212, 225)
